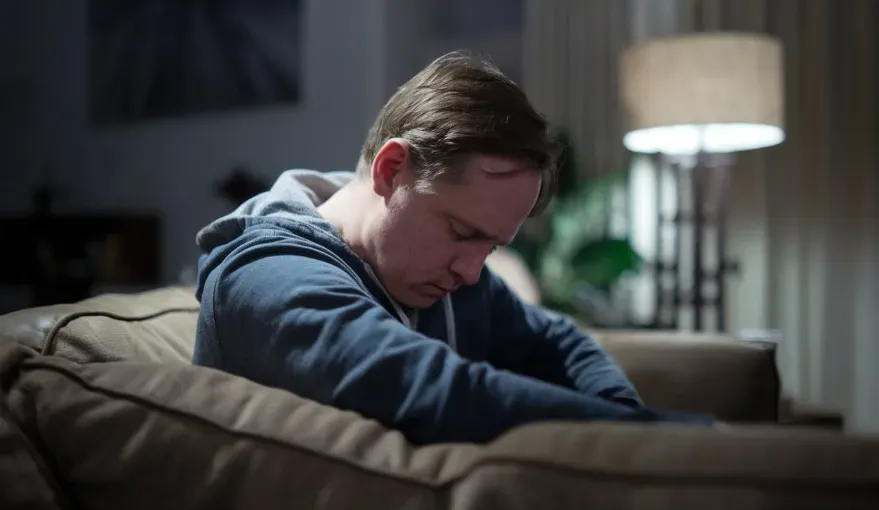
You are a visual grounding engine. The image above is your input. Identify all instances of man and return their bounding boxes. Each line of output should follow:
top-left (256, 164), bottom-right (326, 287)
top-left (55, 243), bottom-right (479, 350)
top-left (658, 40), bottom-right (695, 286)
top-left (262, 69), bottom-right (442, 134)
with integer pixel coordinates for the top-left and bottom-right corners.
top-left (193, 53), bottom-right (713, 445)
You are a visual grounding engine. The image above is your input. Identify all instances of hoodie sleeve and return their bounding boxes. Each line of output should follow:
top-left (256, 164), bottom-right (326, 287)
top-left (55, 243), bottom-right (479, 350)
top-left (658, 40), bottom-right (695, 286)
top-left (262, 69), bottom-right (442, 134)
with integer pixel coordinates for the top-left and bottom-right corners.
top-left (197, 227), bottom-right (673, 445)
top-left (483, 270), bottom-right (644, 408)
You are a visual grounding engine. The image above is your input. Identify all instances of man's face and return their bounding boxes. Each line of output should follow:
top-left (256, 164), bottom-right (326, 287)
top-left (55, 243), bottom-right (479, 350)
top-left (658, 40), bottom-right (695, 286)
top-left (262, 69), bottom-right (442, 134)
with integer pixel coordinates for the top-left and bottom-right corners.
top-left (371, 153), bottom-right (541, 309)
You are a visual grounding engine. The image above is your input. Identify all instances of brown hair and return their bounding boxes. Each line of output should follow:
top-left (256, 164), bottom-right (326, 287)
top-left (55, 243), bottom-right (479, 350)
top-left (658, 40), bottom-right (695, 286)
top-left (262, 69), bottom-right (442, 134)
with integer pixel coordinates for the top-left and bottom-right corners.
top-left (357, 51), bottom-right (559, 215)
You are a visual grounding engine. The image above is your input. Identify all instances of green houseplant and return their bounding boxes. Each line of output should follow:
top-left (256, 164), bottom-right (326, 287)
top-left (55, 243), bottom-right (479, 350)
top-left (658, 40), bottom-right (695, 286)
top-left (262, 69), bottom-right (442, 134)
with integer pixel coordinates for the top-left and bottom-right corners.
top-left (510, 130), bottom-right (643, 323)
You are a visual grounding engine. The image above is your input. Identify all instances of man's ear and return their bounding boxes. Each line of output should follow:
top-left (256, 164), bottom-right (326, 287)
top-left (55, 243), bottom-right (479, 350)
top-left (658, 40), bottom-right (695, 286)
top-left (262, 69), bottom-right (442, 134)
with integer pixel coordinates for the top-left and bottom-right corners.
top-left (371, 138), bottom-right (412, 198)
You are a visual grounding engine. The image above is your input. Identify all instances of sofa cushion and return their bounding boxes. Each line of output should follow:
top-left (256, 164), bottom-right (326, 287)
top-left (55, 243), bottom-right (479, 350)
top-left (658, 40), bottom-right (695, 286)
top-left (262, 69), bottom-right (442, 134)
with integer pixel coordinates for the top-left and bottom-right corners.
top-left (0, 286), bottom-right (780, 422)
top-left (0, 287), bottom-right (199, 364)
top-left (593, 330), bottom-right (780, 422)
top-left (485, 248), bottom-right (541, 305)
top-left (0, 411), bottom-right (66, 510)
top-left (2, 342), bottom-right (878, 510)
top-left (0, 344), bottom-right (70, 510)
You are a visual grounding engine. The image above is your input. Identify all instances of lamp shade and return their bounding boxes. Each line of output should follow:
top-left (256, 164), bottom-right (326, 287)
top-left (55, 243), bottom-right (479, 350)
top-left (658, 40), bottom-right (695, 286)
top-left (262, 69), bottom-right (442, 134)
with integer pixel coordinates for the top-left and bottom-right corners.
top-left (620, 32), bottom-right (784, 155)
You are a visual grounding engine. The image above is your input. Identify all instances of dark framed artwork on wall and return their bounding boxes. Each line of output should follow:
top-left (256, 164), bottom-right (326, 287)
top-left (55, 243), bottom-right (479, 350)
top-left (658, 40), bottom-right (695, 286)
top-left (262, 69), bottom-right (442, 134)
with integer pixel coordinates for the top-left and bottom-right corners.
top-left (87, 0), bottom-right (303, 124)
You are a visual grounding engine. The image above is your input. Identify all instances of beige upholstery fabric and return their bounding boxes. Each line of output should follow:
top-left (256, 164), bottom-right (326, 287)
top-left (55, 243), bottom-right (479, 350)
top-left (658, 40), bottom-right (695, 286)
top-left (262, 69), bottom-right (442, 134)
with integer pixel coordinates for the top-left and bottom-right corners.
top-left (485, 248), bottom-right (541, 305)
top-left (593, 330), bottom-right (780, 422)
top-left (3, 342), bottom-right (878, 510)
top-left (0, 413), bottom-right (64, 510)
top-left (0, 287), bottom-right (198, 363)
top-left (0, 344), bottom-right (69, 510)
top-left (0, 287), bottom-right (780, 423)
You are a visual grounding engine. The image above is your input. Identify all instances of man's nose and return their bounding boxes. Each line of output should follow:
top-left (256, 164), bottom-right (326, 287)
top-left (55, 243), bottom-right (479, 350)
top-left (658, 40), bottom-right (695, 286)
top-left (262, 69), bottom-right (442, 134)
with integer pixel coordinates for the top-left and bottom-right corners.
top-left (450, 250), bottom-right (487, 286)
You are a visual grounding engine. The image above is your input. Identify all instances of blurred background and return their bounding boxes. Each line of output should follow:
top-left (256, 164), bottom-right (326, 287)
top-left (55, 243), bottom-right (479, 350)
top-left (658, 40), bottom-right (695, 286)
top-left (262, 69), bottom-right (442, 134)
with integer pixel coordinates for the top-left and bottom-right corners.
top-left (0, 0), bottom-right (876, 431)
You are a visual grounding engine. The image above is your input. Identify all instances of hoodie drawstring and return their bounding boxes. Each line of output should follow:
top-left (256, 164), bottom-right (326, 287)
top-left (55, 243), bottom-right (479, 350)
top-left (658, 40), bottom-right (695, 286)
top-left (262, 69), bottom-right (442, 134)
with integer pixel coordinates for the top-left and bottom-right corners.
top-left (361, 263), bottom-right (457, 353)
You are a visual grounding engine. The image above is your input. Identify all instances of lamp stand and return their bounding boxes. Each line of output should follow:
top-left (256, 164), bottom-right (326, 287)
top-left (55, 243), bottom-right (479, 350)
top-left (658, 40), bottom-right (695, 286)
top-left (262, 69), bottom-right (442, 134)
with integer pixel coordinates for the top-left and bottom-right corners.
top-left (651, 152), bottom-right (740, 331)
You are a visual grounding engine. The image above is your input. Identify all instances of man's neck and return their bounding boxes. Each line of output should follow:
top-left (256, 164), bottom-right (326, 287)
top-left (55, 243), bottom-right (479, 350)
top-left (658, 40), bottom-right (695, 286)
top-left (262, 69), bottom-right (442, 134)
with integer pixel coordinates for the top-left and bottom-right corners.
top-left (316, 181), bottom-right (375, 264)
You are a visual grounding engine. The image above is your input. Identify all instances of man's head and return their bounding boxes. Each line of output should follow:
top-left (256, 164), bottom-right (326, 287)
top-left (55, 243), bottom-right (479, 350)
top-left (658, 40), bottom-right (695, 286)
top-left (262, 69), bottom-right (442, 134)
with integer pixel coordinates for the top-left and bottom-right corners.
top-left (354, 53), bottom-right (558, 309)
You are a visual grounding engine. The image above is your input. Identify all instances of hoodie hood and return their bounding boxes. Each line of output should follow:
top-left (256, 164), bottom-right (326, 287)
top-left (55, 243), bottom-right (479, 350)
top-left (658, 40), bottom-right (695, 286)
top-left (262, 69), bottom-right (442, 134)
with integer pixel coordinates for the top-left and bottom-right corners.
top-left (196, 169), bottom-right (355, 253)
top-left (193, 167), bottom-right (457, 350)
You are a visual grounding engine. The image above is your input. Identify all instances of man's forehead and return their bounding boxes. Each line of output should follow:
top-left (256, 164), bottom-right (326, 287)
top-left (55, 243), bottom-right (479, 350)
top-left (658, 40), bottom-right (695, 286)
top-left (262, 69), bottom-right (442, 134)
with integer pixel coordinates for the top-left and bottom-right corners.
top-left (459, 153), bottom-right (541, 178)
top-left (429, 171), bottom-right (538, 241)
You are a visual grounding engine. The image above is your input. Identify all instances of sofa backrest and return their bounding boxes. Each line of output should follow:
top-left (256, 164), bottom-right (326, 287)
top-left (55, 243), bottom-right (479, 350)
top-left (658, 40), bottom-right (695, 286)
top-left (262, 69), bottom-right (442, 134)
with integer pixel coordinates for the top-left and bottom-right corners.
top-left (0, 287), bottom-right (198, 364)
top-left (0, 286), bottom-right (780, 422)
top-left (1, 340), bottom-right (877, 510)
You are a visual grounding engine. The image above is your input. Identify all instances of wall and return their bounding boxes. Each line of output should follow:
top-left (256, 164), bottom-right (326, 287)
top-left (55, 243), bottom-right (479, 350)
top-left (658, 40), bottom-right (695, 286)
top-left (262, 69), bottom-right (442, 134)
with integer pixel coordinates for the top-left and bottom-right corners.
top-left (382, 0), bottom-right (436, 99)
top-left (1, 0), bottom-right (386, 299)
top-left (383, 0), bottom-right (523, 99)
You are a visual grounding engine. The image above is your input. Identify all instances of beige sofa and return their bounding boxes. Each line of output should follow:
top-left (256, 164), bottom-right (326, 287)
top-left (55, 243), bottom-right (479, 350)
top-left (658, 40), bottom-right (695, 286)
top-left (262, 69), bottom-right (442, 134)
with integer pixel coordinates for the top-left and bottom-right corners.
top-left (1, 286), bottom-right (878, 510)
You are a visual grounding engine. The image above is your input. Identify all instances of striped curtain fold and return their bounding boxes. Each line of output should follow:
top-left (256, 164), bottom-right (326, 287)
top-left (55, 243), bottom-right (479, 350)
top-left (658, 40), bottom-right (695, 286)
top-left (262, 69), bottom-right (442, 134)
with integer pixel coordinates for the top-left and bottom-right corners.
top-left (523, 0), bottom-right (631, 182)
top-left (689, 0), bottom-right (878, 435)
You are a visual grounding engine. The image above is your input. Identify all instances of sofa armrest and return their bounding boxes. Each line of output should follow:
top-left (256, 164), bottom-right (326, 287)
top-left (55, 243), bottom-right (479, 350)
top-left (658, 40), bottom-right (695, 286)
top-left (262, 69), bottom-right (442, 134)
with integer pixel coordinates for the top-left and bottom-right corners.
top-left (590, 330), bottom-right (780, 423)
top-left (778, 397), bottom-right (845, 430)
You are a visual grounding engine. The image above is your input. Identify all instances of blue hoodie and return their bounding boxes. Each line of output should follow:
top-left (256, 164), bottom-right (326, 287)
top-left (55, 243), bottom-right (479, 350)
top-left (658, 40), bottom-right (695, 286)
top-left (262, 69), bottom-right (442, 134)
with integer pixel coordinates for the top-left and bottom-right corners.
top-left (193, 169), bottom-right (713, 444)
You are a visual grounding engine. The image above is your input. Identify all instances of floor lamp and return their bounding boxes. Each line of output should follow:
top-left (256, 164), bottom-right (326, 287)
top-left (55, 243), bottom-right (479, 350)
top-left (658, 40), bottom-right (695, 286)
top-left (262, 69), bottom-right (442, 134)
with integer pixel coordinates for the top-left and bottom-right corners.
top-left (619, 32), bottom-right (785, 331)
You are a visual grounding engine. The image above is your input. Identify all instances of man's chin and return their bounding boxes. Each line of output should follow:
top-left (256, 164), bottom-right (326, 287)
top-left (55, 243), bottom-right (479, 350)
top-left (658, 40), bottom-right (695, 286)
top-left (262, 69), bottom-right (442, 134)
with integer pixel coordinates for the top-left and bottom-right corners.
top-left (405, 294), bottom-right (440, 310)
top-left (401, 287), bottom-right (444, 310)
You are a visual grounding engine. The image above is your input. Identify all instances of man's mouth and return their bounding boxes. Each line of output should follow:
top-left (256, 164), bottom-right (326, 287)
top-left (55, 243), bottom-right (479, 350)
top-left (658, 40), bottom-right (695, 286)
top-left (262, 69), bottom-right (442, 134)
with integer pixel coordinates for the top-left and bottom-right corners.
top-left (430, 284), bottom-right (453, 295)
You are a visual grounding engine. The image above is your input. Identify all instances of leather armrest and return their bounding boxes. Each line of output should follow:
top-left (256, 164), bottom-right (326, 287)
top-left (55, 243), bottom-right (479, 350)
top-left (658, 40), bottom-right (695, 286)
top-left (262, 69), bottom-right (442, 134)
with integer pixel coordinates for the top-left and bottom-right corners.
top-left (589, 330), bottom-right (780, 423)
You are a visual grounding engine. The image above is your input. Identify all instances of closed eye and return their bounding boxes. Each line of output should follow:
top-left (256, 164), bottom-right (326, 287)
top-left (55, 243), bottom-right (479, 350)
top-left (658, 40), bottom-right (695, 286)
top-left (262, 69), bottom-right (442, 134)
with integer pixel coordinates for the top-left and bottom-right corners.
top-left (448, 216), bottom-right (505, 254)
top-left (451, 223), bottom-right (501, 255)
top-left (450, 221), bottom-right (476, 241)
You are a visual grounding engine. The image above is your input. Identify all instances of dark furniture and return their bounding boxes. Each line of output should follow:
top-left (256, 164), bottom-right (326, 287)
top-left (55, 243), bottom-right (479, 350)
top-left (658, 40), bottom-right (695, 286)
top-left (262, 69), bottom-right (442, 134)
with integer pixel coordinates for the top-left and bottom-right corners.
top-left (0, 214), bottom-right (161, 307)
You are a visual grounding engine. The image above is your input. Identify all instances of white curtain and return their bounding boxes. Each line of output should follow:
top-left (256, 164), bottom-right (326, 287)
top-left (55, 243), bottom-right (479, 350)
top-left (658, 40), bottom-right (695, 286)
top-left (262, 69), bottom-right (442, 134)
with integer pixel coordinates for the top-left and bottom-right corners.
top-left (523, 0), bottom-right (879, 433)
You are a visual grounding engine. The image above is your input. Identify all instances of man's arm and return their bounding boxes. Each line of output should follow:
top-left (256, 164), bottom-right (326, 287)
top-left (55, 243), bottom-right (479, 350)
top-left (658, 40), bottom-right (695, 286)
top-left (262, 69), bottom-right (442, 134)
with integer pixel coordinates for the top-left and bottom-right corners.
top-left (197, 228), bottom-right (664, 445)
top-left (483, 270), bottom-right (644, 407)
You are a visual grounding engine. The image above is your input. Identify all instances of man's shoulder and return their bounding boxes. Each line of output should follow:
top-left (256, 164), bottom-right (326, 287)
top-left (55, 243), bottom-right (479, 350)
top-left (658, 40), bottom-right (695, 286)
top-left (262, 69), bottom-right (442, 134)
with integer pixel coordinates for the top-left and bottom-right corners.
top-left (240, 213), bottom-right (341, 248)
top-left (205, 215), bottom-right (369, 298)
